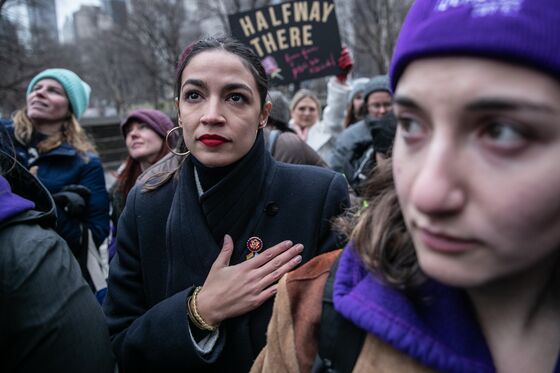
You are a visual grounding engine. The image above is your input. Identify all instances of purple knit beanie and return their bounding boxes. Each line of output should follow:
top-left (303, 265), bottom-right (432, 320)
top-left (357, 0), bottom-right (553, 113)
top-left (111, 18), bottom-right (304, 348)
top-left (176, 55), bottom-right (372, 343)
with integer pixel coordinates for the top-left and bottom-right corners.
top-left (120, 109), bottom-right (175, 139)
top-left (390, 0), bottom-right (560, 92)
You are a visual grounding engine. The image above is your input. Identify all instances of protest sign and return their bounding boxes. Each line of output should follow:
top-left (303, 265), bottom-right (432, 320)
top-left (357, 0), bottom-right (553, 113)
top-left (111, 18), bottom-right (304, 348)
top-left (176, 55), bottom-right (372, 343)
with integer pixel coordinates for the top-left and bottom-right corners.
top-left (229, 0), bottom-right (342, 85)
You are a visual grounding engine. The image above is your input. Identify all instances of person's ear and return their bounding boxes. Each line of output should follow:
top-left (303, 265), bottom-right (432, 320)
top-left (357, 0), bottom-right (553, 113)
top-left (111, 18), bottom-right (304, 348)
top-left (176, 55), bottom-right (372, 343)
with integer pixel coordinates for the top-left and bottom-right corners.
top-left (175, 97), bottom-right (182, 126)
top-left (258, 101), bottom-right (272, 129)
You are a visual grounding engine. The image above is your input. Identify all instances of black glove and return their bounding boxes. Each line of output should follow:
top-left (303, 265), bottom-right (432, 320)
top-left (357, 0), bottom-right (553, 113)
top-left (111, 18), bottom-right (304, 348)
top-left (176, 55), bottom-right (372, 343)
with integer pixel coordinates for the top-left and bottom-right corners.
top-left (53, 185), bottom-right (91, 218)
top-left (369, 113), bottom-right (397, 156)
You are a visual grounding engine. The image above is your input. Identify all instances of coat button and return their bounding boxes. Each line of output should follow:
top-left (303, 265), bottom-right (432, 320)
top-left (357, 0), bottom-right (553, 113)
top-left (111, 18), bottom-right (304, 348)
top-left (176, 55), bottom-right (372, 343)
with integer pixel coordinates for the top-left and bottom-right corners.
top-left (264, 202), bottom-right (279, 216)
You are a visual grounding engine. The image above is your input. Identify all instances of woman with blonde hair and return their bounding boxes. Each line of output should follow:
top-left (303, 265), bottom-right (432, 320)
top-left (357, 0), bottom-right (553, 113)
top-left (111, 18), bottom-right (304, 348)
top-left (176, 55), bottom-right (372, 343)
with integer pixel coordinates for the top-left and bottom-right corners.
top-left (289, 89), bottom-right (322, 142)
top-left (4, 68), bottom-right (109, 293)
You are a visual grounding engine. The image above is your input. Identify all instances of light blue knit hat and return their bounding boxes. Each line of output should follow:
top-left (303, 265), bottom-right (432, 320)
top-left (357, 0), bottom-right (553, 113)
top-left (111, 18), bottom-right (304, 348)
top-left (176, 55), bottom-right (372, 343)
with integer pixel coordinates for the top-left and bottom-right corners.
top-left (26, 68), bottom-right (91, 119)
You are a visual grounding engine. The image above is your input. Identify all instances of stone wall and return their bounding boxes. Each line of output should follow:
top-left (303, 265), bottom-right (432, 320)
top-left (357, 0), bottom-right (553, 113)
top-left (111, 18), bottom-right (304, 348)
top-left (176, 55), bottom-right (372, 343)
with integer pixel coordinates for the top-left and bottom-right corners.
top-left (81, 116), bottom-right (126, 171)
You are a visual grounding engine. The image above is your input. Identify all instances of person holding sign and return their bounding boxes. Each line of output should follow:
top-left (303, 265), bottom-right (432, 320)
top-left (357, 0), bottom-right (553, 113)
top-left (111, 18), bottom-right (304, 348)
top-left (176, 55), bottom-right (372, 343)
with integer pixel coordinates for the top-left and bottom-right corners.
top-left (103, 35), bottom-right (349, 372)
top-left (252, 0), bottom-right (560, 371)
top-left (289, 47), bottom-right (354, 165)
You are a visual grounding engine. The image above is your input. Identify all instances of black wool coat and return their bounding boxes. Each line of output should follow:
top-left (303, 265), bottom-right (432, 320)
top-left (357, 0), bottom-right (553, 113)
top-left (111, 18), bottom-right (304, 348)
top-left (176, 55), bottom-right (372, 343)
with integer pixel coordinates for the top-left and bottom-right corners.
top-left (103, 136), bottom-right (350, 373)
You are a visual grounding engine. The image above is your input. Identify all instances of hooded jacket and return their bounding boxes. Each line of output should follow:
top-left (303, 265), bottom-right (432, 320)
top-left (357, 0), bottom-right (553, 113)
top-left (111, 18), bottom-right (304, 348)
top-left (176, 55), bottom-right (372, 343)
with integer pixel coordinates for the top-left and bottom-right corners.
top-left (252, 245), bottom-right (560, 373)
top-left (0, 150), bottom-right (114, 372)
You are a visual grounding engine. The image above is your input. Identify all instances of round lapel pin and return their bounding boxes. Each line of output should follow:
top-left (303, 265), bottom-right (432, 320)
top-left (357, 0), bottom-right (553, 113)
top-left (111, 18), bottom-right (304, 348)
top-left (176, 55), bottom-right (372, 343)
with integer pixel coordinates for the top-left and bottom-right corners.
top-left (246, 236), bottom-right (263, 260)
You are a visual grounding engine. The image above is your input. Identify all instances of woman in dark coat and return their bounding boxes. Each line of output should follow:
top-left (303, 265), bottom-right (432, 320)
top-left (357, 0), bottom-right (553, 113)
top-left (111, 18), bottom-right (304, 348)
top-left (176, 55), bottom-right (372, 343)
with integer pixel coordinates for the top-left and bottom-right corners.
top-left (103, 36), bottom-right (350, 372)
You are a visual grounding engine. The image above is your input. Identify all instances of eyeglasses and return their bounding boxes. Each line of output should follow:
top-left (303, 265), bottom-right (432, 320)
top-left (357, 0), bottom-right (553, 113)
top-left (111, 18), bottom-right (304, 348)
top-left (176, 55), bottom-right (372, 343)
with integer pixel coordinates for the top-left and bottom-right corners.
top-left (368, 102), bottom-right (393, 110)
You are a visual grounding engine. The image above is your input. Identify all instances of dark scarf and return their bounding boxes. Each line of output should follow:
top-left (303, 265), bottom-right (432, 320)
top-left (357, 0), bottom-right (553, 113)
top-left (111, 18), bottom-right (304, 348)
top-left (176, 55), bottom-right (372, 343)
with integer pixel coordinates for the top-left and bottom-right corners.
top-left (191, 156), bottom-right (238, 192)
top-left (165, 130), bottom-right (273, 295)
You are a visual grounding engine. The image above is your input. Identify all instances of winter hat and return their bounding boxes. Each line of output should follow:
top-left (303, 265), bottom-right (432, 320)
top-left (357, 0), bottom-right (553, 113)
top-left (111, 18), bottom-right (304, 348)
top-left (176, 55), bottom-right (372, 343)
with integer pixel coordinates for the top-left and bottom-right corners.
top-left (268, 90), bottom-right (290, 125)
top-left (27, 68), bottom-right (91, 119)
top-left (363, 75), bottom-right (391, 102)
top-left (120, 109), bottom-right (175, 139)
top-left (390, 0), bottom-right (560, 92)
top-left (348, 77), bottom-right (370, 104)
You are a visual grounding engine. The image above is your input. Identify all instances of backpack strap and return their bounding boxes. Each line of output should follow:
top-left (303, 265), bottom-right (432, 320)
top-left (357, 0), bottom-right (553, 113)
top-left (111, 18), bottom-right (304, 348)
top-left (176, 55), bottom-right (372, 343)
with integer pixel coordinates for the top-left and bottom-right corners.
top-left (311, 254), bottom-right (366, 373)
top-left (267, 129), bottom-right (281, 155)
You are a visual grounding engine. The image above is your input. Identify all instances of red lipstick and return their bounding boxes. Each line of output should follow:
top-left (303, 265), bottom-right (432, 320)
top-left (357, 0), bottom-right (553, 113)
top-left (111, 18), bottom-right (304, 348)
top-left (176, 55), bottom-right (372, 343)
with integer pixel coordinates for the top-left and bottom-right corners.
top-left (199, 134), bottom-right (228, 147)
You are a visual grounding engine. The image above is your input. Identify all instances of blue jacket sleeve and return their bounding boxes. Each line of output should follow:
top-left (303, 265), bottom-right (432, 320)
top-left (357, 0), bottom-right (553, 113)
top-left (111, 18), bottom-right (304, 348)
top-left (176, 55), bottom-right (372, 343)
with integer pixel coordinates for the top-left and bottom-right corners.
top-left (82, 155), bottom-right (110, 246)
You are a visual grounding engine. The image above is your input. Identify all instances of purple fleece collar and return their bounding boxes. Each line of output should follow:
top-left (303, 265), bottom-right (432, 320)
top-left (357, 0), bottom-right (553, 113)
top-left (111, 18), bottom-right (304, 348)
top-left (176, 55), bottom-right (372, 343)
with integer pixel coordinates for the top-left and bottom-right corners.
top-left (0, 175), bottom-right (34, 224)
top-left (332, 244), bottom-right (495, 373)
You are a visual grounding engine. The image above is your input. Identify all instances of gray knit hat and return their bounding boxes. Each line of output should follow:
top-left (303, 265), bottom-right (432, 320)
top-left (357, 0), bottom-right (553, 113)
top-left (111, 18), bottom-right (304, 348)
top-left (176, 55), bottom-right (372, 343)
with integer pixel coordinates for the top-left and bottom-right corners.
top-left (348, 77), bottom-right (371, 104)
top-left (268, 90), bottom-right (290, 125)
top-left (363, 75), bottom-right (391, 102)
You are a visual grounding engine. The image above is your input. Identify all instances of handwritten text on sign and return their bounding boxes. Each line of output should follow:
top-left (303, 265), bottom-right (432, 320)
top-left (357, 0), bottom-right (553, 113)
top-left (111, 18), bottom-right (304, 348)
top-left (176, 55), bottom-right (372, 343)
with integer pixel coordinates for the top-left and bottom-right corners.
top-left (229, 1), bottom-right (342, 85)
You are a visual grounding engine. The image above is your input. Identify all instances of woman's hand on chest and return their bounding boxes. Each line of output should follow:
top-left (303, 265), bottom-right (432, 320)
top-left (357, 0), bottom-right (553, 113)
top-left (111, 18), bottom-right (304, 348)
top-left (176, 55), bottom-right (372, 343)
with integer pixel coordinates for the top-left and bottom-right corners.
top-left (194, 234), bottom-right (304, 326)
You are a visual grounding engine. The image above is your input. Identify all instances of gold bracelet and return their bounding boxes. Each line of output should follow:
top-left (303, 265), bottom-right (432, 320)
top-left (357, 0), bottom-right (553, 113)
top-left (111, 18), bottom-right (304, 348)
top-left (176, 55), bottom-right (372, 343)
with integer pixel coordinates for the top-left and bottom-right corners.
top-left (186, 296), bottom-right (205, 330)
top-left (188, 286), bottom-right (219, 332)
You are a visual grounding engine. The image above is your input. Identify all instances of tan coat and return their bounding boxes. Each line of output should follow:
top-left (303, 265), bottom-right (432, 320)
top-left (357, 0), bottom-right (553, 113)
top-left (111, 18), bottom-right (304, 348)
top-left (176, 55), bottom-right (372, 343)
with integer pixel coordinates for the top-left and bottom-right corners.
top-left (251, 250), bottom-right (435, 373)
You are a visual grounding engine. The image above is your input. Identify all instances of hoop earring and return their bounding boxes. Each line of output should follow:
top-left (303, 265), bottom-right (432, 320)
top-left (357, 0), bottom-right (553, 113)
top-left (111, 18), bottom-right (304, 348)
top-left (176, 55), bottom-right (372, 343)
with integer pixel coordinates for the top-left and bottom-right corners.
top-left (166, 126), bottom-right (190, 156)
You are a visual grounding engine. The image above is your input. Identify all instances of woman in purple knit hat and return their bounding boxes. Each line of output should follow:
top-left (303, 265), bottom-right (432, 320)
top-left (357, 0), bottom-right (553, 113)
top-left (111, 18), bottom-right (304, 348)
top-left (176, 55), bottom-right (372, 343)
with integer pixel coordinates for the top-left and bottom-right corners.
top-left (253, 0), bottom-right (560, 372)
top-left (108, 109), bottom-right (175, 258)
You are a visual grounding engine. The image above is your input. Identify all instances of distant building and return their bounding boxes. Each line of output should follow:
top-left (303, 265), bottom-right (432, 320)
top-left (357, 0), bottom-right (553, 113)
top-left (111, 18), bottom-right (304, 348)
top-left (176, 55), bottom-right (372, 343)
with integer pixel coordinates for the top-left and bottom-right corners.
top-left (61, 16), bottom-right (75, 44)
top-left (73, 5), bottom-right (112, 41)
top-left (26, 0), bottom-right (59, 46)
top-left (101, 0), bottom-right (128, 27)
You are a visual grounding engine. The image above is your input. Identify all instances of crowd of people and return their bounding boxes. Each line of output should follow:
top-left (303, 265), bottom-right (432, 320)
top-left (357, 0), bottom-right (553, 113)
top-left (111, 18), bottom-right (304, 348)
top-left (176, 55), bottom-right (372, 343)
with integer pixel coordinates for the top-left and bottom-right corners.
top-left (2, 0), bottom-right (560, 371)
